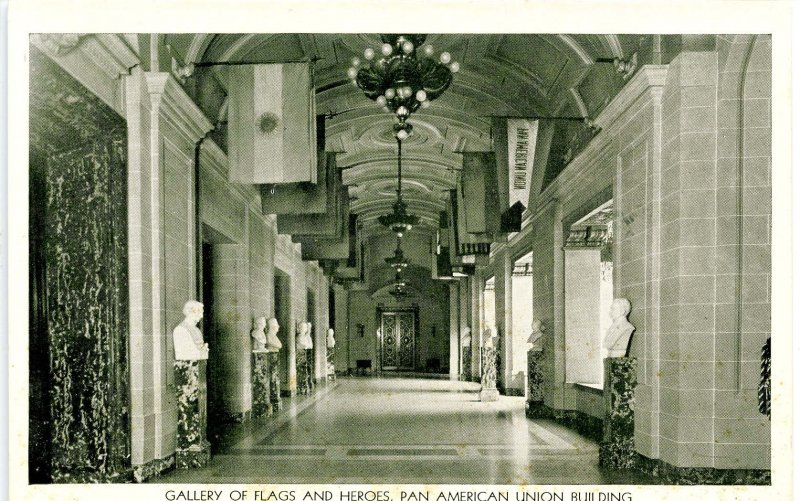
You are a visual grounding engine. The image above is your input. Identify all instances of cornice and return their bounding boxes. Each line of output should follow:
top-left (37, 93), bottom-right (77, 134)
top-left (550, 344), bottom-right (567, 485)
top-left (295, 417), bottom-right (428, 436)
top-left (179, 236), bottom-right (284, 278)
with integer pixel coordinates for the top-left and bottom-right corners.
top-left (593, 65), bottom-right (668, 131)
top-left (145, 72), bottom-right (213, 145)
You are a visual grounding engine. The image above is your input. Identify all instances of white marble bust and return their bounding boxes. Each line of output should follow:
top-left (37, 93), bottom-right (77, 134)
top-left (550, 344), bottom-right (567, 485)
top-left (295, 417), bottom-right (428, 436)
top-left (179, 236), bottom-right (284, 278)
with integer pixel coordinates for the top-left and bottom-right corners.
top-left (251, 316), bottom-right (268, 352)
top-left (173, 300), bottom-right (209, 361)
top-left (483, 326), bottom-right (498, 349)
top-left (296, 321), bottom-right (314, 350)
top-left (528, 319), bottom-right (545, 352)
top-left (460, 327), bottom-right (471, 347)
top-left (603, 298), bottom-right (635, 358)
top-left (266, 317), bottom-right (282, 352)
top-left (326, 328), bottom-right (336, 349)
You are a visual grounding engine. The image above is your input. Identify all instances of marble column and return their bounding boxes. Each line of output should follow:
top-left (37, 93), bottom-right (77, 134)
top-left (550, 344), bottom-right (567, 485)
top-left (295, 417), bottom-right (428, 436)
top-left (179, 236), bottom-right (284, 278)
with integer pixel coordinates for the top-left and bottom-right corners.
top-left (526, 350), bottom-right (547, 418)
top-left (599, 357), bottom-right (637, 469)
top-left (251, 352), bottom-right (272, 418)
top-left (175, 360), bottom-right (211, 469)
top-left (480, 346), bottom-right (500, 402)
top-left (268, 352), bottom-right (283, 411)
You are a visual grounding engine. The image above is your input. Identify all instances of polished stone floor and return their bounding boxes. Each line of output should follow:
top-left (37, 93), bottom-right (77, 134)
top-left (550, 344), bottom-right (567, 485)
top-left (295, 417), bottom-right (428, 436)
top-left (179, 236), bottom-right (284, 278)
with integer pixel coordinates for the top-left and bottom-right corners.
top-left (157, 377), bottom-right (651, 484)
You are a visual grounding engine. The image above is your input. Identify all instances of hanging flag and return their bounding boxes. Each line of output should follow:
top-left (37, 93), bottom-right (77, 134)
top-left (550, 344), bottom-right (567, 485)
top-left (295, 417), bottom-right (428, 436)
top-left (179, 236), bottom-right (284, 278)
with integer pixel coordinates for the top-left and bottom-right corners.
top-left (506, 119), bottom-right (539, 208)
top-left (261, 116), bottom-right (330, 214)
top-left (460, 152), bottom-right (500, 235)
top-left (227, 62), bottom-right (317, 184)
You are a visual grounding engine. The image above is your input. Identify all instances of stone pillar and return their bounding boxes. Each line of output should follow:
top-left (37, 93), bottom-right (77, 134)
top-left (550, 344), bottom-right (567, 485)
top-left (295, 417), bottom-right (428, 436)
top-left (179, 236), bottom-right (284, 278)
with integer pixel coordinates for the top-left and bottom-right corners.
top-left (599, 357), bottom-right (637, 469)
top-left (268, 352), bottom-right (283, 411)
top-left (526, 350), bottom-right (547, 418)
top-left (480, 346), bottom-right (500, 402)
top-left (448, 283), bottom-right (460, 380)
top-left (251, 352), bottom-right (272, 418)
top-left (124, 68), bottom-right (212, 478)
top-left (470, 276), bottom-right (483, 381)
top-left (174, 360), bottom-right (211, 469)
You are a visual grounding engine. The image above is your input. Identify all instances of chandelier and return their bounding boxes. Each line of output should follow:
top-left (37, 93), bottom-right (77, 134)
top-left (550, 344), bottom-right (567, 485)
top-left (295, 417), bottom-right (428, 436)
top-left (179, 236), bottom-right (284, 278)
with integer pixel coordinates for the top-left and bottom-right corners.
top-left (377, 138), bottom-right (420, 237)
top-left (348, 34), bottom-right (459, 139)
top-left (388, 272), bottom-right (409, 300)
top-left (384, 237), bottom-right (409, 273)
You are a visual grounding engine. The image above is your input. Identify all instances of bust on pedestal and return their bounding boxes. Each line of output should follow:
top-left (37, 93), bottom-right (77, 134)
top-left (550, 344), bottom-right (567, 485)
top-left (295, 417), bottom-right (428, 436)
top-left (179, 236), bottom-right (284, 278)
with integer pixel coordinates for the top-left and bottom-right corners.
top-left (480, 326), bottom-right (500, 402)
top-left (599, 298), bottom-right (637, 469)
top-left (265, 318), bottom-right (283, 411)
top-left (173, 300), bottom-right (211, 469)
top-left (296, 322), bottom-right (314, 395)
top-left (526, 319), bottom-right (547, 417)
top-left (326, 328), bottom-right (336, 381)
top-left (251, 317), bottom-right (272, 418)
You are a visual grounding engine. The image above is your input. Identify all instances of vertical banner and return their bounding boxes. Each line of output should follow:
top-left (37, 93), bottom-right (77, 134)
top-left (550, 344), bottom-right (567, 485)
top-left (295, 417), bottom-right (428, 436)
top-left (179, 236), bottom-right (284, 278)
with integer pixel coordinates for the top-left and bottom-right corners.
top-left (460, 152), bottom-right (500, 235)
top-left (506, 119), bottom-right (539, 208)
top-left (228, 63), bottom-right (317, 184)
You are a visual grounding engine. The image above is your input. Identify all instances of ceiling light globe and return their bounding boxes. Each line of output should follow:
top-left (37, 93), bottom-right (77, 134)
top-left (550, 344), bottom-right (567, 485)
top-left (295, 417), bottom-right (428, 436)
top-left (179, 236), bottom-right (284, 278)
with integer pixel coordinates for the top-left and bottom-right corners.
top-left (376, 95), bottom-right (387, 106)
top-left (421, 100), bottom-right (431, 109)
top-left (381, 43), bottom-right (393, 56)
top-left (440, 52), bottom-right (452, 64)
top-left (382, 106), bottom-right (390, 113)
top-left (402, 41), bottom-right (414, 54)
top-left (415, 90), bottom-right (427, 102)
top-left (347, 67), bottom-right (358, 79)
top-left (403, 86), bottom-right (413, 98)
top-left (351, 57), bottom-right (361, 67)
top-left (364, 48), bottom-right (375, 60)
top-left (384, 88), bottom-right (396, 99)
top-left (423, 44), bottom-right (435, 57)
top-left (396, 105), bottom-right (409, 118)
top-left (396, 129), bottom-right (409, 141)
top-left (449, 62), bottom-right (460, 73)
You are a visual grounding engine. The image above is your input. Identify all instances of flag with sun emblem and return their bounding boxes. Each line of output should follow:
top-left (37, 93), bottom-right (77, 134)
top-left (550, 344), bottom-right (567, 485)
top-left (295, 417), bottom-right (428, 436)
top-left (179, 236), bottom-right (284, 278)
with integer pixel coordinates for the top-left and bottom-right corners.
top-left (227, 62), bottom-right (317, 184)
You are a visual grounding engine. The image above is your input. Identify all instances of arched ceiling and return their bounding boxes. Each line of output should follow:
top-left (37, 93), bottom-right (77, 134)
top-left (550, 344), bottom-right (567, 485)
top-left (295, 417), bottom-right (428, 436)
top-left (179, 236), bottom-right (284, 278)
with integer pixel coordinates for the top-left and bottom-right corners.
top-left (167, 33), bottom-right (645, 237)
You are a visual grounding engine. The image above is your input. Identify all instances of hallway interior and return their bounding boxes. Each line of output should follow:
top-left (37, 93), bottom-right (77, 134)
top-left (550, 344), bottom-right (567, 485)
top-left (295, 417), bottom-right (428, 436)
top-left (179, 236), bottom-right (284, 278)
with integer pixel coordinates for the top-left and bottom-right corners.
top-left (157, 378), bottom-right (650, 484)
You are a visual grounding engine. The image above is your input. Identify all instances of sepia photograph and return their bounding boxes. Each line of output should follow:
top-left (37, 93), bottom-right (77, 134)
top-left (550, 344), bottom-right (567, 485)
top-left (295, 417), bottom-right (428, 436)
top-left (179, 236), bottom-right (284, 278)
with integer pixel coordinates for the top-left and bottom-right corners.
top-left (7, 1), bottom-right (795, 499)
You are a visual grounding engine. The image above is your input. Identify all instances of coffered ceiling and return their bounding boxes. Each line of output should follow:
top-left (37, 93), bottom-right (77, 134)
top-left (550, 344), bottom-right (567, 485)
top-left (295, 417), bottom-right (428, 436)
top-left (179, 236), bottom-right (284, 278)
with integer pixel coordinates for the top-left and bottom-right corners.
top-left (167, 33), bottom-right (645, 240)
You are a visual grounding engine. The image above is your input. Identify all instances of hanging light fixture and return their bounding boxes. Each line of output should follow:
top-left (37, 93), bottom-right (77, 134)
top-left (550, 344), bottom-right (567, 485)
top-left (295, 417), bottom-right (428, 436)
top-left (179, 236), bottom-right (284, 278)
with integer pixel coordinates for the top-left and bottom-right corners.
top-left (384, 236), bottom-right (409, 273)
top-left (388, 272), bottom-right (409, 300)
top-left (378, 137), bottom-right (420, 237)
top-left (348, 34), bottom-right (458, 131)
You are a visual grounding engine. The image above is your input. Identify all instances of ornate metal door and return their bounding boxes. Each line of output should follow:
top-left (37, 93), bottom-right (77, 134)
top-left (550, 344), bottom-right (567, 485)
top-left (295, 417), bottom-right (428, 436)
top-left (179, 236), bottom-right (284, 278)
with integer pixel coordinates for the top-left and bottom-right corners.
top-left (380, 311), bottom-right (416, 371)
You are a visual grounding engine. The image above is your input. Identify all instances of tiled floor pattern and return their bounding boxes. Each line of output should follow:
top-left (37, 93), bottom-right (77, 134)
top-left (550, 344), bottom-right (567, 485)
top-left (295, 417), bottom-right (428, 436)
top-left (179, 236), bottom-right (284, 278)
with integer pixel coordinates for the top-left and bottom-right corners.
top-left (156, 378), bottom-right (650, 484)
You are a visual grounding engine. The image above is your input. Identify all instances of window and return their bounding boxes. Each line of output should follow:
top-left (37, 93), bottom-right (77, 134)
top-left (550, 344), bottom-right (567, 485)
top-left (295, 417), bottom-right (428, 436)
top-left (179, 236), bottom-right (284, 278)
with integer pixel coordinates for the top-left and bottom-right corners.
top-left (564, 200), bottom-right (614, 388)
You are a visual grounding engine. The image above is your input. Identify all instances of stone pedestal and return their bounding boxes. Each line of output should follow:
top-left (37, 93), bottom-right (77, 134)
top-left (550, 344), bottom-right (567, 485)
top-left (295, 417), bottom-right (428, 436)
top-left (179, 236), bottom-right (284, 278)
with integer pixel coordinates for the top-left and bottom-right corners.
top-left (526, 349), bottom-right (548, 418)
top-left (251, 352), bottom-right (272, 418)
top-left (296, 349), bottom-right (312, 395)
top-left (480, 346), bottom-right (500, 402)
top-left (268, 351), bottom-right (282, 411)
top-left (327, 348), bottom-right (336, 381)
top-left (461, 346), bottom-right (471, 381)
top-left (599, 356), bottom-right (637, 469)
top-left (175, 360), bottom-right (211, 469)
top-left (306, 349), bottom-right (316, 390)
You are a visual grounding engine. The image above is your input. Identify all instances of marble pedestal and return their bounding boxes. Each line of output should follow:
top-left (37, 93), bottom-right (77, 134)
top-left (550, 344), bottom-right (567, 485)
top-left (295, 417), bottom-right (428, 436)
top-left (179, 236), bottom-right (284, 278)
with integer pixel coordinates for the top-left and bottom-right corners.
top-left (599, 356), bottom-right (637, 469)
top-left (251, 352), bottom-right (272, 418)
top-left (296, 349), bottom-right (312, 395)
top-left (174, 360), bottom-right (211, 469)
top-left (461, 346), bottom-right (471, 381)
top-left (327, 348), bottom-right (336, 381)
top-left (480, 346), bottom-right (500, 402)
top-left (267, 351), bottom-right (282, 411)
top-left (526, 349), bottom-right (547, 418)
